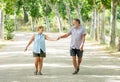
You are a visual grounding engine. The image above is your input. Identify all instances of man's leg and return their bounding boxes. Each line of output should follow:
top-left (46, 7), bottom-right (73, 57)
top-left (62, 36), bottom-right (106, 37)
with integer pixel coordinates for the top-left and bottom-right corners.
top-left (76, 50), bottom-right (83, 72)
top-left (72, 56), bottom-right (78, 74)
top-left (77, 57), bottom-right (82, 72)
top-left (78, 57), bottom-right (82, 68)
top-left (72, 56), bottom-right (77, 70)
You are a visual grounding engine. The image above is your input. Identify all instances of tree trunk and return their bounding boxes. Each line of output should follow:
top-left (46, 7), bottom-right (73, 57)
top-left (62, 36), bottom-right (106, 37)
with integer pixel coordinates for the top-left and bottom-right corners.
top-left (94, 8), bottom-right (98, 41)
top-left (65, 3), bottom-right (72, 28)
top-left (14, 12), bottom-right (18, 30)
top-left (95, 9), bottom-right (100, 41)
top-left (49, 3), bottom-right (62, 32)
top-left (0, 10), bottom-right (4, 40)
top-left (110, 0), bottom-right (118, 47)
top-left (31, 17), bottom-right (35, 31)
top-left (90, 9), bottom-right (95, 38)
top-left (98, 13), bottom-right (100, 40)
top-left (100, 4), bottom-right (105, 44)
top-left (46, 16), bottom-right (50, 32)
top-left (76, 7), bottom-right (83, 25)
top-left (23, 7), bottom-right (28, 23)
top-left (55, 10), bottom-right (62, 32)
top-left (118, 36), bottom-right (120, 51)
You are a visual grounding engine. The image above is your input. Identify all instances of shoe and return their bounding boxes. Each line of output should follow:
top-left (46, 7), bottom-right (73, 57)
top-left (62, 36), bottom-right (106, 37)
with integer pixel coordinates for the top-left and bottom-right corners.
top-left (77, 67), bottom-right (79, 72)
top-left (34, 71), bottom-right (37, 75)
top-left (72, 70), bottom-right (78, 75)
top-left (38, 71), bottom-right (43, 75)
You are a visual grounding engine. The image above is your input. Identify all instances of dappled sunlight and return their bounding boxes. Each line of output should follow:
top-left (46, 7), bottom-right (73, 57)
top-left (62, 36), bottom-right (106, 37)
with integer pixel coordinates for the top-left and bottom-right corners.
top-left (0, 33), bottom-right (120, 82)
top-left (0, 63), bottom-right (72, 68)
top-left (82, 65), bottom-right (120, 69)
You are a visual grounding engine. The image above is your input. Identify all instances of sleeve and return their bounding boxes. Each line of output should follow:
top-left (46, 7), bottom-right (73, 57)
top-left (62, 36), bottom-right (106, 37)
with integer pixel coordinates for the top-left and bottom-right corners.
top-left (68, 27), bottom-right (73, 35)
top-left (82, 27), bottom-right (86, 35)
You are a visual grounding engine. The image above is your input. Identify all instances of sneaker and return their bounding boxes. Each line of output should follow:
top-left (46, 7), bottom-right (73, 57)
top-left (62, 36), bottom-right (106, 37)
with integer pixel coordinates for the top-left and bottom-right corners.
top-left (34, 71), bottom-right (37, 75)
top-left (77, 67), bottom-right (79, 72)
top-left (38, 71), bottom-right (43, 75)
top-left (72, 70), bottom-right (78, 75)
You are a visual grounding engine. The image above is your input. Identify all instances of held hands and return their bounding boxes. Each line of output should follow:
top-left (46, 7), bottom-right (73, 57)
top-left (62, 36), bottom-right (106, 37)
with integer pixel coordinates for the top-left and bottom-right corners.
top-left (57, 36), bottom-right (61, 40)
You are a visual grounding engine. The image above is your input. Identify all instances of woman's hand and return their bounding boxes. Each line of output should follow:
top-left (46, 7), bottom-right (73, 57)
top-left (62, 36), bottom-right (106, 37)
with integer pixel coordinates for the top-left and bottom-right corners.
top-left (24, 47), bottom-right (28, 52)
top-left (57, 36), bottom-right (61, 40)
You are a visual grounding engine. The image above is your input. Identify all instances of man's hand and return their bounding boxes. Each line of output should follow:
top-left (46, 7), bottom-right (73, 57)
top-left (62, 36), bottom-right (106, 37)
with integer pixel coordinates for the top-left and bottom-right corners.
top-left (79, 45), bottom-right (83, 51)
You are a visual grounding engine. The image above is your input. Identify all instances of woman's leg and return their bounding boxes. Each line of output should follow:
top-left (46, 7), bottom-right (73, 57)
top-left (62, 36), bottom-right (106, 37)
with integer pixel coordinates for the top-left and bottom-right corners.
top-left (34, 57), bottom-right (39, 72)
top-left (38, 57), bottom-right (43, 74)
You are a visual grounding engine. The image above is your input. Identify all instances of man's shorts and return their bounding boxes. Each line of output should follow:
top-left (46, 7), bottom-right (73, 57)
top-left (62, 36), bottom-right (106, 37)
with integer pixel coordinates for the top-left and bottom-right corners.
top-left (70, 48), bottom-right (83, 57)
top-left (33, 49), bottom-right (46, 57)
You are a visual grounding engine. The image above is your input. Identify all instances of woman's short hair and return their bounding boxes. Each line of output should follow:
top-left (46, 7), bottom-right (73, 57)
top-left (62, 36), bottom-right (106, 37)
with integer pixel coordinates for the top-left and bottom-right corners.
top-left (38, 26), bottom-right (44, 30)
top-left (74, 18), bottom-right (80, 24)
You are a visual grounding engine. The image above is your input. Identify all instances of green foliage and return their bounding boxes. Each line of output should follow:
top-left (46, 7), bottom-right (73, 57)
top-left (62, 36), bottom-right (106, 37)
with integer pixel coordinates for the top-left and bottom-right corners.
top-left (117, 6), bottom-right (120, 20)
top-left (58, 2), bottom-right (67, 19)
top-left (4, 18), bottom-right (14, 40)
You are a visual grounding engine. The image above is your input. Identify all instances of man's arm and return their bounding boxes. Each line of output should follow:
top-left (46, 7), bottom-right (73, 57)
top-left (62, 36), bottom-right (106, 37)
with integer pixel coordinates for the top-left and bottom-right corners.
top-left (58, 33), bottom-right (71, 40)
top-left (80, 34), bottom-right (86, 51)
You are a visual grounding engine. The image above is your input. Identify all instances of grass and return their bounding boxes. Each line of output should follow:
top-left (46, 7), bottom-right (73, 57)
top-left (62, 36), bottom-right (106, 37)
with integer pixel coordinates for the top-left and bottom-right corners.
top-left (105, 45), bottom-right (120, 57)
top-left (86, 36), bottom-right (120, 57)
top-left (0, 44), bottom-right (5, 49)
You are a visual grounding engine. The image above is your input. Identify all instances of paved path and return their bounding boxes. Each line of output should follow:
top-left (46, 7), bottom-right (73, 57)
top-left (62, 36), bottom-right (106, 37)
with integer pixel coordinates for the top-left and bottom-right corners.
top-left (0, 32), bottom-right (120, 82)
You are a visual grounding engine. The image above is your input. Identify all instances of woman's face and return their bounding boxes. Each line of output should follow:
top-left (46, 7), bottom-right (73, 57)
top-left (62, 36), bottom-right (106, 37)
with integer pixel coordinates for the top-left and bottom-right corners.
top-left (38, 28), bottom-right (44, 34)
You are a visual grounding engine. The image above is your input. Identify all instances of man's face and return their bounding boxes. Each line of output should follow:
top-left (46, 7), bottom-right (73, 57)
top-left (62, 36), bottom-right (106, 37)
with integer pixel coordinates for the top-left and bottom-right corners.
top-left (73, 20), bottom-right (79, 28)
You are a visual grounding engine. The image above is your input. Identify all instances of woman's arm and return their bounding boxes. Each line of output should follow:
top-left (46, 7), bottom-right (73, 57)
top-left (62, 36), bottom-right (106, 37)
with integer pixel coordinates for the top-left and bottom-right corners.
top-left (45, 35), bottom-right (57, 41)
top-left (24, 34), bottom-right (35, 51)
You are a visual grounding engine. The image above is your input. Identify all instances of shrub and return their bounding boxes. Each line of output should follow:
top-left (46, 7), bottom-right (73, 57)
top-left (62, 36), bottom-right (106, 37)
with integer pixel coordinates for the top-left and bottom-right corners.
top-left (4, 19), bottom-right (14, 40)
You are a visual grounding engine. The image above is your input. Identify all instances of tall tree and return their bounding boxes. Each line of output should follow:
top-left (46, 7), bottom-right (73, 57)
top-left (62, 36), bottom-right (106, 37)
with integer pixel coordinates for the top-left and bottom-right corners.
top-left (0, 0), bottom-right (5, 40)
top-left (70, 0), bottom-right (83, 24)
top-left (118, 36), bottom-right (120, 51)
top-left (40, 0), bottom-right (52, 32)
top-left (48, 0), bottom-right (63, 32)
top-left (110, 0), bottom-right (119, 47)
top-left (0, 10), bottom-right (4, 40)
top-left (64, 0), bottom-right (73, 28)
top-left (99, 3), bottom-right (106, 44)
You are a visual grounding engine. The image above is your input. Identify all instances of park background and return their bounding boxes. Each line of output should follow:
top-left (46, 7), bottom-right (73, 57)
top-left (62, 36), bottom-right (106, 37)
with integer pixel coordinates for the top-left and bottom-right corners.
top-left (0, 0), bottom-right (120, 82)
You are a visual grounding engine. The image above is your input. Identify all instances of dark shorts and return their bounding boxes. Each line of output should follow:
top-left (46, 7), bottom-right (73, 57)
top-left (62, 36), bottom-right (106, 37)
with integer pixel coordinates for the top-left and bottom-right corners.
top-left (33, 49), bottom-right (46, 57)
top-left (70, 48), bottom-right (83, 57)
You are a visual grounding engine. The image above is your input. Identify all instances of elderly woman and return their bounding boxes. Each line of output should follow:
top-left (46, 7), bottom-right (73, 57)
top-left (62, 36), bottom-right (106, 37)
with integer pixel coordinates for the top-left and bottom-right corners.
top-left (25, 26), bottom-right (57, 75)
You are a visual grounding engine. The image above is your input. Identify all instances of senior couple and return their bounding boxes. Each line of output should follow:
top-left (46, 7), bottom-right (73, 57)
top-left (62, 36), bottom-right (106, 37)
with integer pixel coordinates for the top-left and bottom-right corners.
top-left (24, 18), bottom-right (86, 75)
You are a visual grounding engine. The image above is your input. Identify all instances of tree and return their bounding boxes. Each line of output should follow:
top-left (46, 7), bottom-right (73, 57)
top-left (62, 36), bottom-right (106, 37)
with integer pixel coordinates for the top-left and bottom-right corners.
top-left (99, 3), bottom-right (106, 44)
top-left (118, 36), bottom-right (120, 51)
top-left (40, 0), bottom-right (52, 32)
top-left (0, 0), bottom-right (4, 40)
top-left (70, 0), bottom-right (84, 24)
top-left (110, 0), bottom-right (119, 47)
top-left (0, 10), bottom-right (4, 40)
top-left (48, 0), bottom-right (63, 32)
top-left (64, 0), bottom-right (73, 28)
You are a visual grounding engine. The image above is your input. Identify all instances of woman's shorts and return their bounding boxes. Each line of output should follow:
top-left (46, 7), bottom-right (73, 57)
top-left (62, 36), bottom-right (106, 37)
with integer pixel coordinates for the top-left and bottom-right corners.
top-left (33, 49), bottom-right (46, 57)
